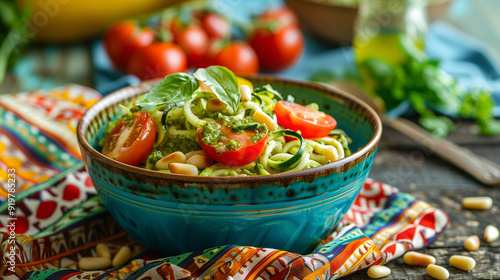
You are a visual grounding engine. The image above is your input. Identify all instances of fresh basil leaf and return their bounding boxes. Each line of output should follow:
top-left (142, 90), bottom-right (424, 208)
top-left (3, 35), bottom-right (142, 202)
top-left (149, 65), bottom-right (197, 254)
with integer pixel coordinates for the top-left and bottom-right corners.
top-left (193, 66), bottom-right (240, 112)
top-left (136, 73), bottom-right (199, 107)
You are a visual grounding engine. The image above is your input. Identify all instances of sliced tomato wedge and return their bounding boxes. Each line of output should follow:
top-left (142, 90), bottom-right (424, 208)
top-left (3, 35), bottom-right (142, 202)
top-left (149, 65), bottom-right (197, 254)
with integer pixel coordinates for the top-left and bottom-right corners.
top-left (102, 111), bottom-right (156, 166)
top-left (274, 101), bottom-right (337, 139)
top-left (197, 121), bottom-right (268, 167)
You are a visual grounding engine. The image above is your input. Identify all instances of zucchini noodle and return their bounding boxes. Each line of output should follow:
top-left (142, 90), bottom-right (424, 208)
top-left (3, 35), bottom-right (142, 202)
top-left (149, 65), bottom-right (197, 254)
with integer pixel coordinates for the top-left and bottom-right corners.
top-left (184, 91), bottom-right (214, 128)
top-left (106, 83), bottom-right (352, 177)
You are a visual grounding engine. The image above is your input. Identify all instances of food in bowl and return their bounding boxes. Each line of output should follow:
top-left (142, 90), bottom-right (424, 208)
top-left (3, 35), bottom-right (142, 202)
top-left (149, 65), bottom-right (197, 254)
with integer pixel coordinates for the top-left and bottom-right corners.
top-left (100, 66), bottom-right (352, 176)
top-left (77, 73), bottom-right (381, 255)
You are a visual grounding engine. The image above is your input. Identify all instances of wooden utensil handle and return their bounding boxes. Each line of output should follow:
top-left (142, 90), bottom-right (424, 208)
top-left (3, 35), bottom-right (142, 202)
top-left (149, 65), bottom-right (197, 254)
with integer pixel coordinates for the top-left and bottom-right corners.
top-left (385, 118), bottom-right (500, 186)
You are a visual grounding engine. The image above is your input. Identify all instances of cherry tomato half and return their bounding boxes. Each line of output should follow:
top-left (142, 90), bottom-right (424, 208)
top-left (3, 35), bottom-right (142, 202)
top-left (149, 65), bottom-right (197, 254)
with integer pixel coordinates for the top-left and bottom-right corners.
top-left (197, 121), bottom-right (268, 167)
top-left (127, 42), bottom-right (188, 80)
top-left (212, 41), bottom-right (259, 75)
top-left (102, 111), bottom-right (156, 166)
top-left (274, 101), bottom-right (337, 139)
top-left (103, 21), bottom-right (155, 71)
top-left (249, 24), bottom-right (304, 72)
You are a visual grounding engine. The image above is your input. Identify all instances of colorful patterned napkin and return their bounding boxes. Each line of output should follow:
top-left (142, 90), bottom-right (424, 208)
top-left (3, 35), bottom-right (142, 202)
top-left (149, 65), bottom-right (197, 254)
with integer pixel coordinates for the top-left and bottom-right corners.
top-left (0, 86), bottom-right (449, 279)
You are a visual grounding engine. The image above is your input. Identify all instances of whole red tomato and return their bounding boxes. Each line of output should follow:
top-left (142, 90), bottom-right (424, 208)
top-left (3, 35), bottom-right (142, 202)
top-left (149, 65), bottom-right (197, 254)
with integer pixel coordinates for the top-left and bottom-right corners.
top-left (260, 7), bottom-right (299, 27)
top-left (200, 12), bottom-right (231, 39)
top-left (166, 17), bottom-right (184, 40)
top-left (103, 21), bottom-right (155, 71)
top-left (212, 41), bottom-right (259, 75)
top-left (249, 24), bottom-right (304, 72)
top-left (127, 42), bottom-right (188, 80)
top-left (175, 24), bottom-right (210, 68)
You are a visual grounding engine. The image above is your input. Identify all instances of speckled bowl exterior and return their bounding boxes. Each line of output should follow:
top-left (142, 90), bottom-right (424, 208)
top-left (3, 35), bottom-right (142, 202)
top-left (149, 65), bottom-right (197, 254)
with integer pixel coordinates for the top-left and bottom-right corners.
top-left (77, 76), bottom-right (382, 255)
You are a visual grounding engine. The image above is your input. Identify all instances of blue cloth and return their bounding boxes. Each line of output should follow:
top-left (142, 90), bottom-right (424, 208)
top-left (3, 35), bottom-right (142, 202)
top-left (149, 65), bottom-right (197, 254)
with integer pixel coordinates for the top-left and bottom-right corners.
top-left (427, 22), bottom-right (500, 116)
top-left (91, 2), bottom-right (500, 117)
top-left (91, 41), bottom-right (141, 95)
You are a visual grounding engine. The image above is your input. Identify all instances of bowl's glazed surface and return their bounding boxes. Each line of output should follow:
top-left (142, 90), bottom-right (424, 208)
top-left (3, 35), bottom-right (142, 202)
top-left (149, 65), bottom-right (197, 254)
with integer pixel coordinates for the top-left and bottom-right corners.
top-left (77, 76), bottom-right (382, 255)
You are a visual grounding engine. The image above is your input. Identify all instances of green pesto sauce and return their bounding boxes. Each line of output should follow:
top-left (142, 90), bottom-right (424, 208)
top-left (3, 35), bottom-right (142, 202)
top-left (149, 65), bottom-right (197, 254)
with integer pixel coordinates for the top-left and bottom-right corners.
top-left (225, 139), bottom-right (242, 150)
top-left (157, 134), bottom-right (200, 154)
top-left (222, 170), bottom-right (238, 176)
top-left (124, 115), bottom-right (134, 126)
top-left (251, 125), bottom-right (267, 143)
top-left (200, 117), bottom-right (268, 151)
top-left (147, 134), bottom-right (200, 167)
top-left (220, 116), bottom-right (267, 143)
top-left (200, 122), bottom-right (223, 146)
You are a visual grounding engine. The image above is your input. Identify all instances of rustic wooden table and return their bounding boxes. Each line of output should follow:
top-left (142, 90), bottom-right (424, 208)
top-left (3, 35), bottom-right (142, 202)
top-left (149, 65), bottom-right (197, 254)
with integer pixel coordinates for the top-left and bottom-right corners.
top-left (346, 120), bottom-right (500, 279)
top-left (2, 46), bottom-right (500, 279)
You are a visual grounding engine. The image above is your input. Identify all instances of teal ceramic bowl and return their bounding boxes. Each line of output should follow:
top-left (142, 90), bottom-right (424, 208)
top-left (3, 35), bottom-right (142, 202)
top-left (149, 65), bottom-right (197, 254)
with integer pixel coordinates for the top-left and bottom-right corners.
top-left (77, 76), bottom-right (382, 255)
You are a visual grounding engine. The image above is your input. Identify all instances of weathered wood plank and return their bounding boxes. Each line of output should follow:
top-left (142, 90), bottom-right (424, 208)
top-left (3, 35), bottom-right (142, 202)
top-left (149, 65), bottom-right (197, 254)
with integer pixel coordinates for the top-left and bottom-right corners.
top-left (347, 246), bottom-right (500, 279)
top-left (344, 120), bottom-right (500, 279)
top-left (370, 122), bottom-right (500, 191)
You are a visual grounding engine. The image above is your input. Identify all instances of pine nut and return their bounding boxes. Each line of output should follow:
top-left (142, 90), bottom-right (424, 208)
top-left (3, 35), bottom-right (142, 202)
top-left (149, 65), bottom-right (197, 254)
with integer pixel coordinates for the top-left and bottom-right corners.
top-left (112, 246), bottom-right (131, 268)
top-left (206, 98), bottom-right (228, 112)
top-left (464, 235), bottom-right (480, 251)
top-left (449, 255), bottom-right (476, 271)
top-left (403, 251), bottom-right (436, 266)
top-left (78, 257), bottom-right (111, 270)
top-left (185, 150), bottom-right (207, 159)
top-left (253, 110), bottom-right (278, 131)
top-left (462, 196), bottom-right (493, 210)
top-left (324, 147), bottom-right (339, 163)
top-left (239, 85), bottom-right (252, 102)
top-left (169, 163), bottom-right (199, 175)
top-left (484, 224), bottom-right (499, 242)
top-left (96, 243), bottom-right (111, 259)
top-left (155, 151), bottom-right (186, 170)
top-left (367, 265), bottom-right (391, 278)
top-left (186, 155), bottom-right (213, 169)
top-left (426, 264), bottom-right (449, 280)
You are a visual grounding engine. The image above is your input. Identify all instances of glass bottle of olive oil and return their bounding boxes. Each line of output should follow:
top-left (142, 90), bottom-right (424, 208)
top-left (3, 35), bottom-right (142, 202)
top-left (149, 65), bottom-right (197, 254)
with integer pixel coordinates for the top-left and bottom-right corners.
top-left (353, 0), bottom-right (428, 87)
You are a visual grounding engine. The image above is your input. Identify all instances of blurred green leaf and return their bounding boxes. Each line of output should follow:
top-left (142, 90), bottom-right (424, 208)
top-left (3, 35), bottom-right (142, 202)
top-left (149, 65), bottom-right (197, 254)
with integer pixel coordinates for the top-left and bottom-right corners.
top-left (0, 0), bottom-right (33, 84)
top-left (478, 118), bottom-right (500, 136)
top-left (355, 39), bottom-right (500, 137)
top-left (419, 116), bottom-right (455, 138)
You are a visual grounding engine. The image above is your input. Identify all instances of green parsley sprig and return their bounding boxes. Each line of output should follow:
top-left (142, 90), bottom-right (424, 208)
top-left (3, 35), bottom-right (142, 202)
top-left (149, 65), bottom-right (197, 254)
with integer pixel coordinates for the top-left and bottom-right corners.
top-left (311, 47), bottom-right (500, 137)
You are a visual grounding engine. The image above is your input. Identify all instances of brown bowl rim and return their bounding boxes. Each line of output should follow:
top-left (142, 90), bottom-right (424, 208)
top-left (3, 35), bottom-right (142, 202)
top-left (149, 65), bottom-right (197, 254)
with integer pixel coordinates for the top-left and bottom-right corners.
top-left (77, 75), bottom-right (382, 187)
